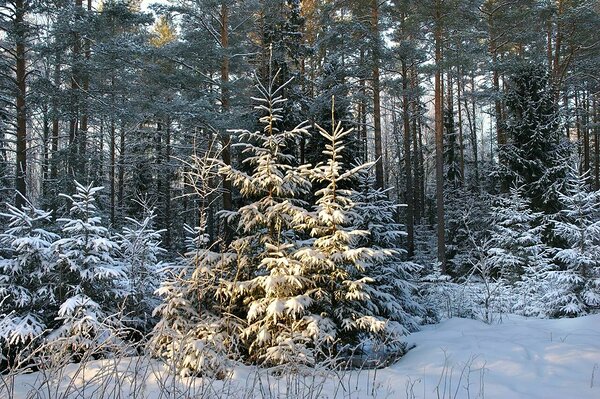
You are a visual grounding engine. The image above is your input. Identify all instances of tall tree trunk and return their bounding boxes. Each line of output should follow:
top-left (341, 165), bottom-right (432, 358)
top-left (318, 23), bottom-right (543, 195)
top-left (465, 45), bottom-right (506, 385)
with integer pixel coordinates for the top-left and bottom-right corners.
top-left (69, 0), bottom-right (83, 178)
top-left (463, 71), bottom-right (479, 190)
top-left (401, 59), bottom-right (414, 258)
top-left (594, 92), bottom-right (599, 190)
top-left (78, 0), bottom-right (92, 175)
top-left (42, 107), bottom-right (50, 188)
top-left (15, 0), bottom-right (27, 207)
top-left (164, 119), bottom-right (172, 248)
top-left (371, 0), bottom-right (384, 188)
top-left (434, 3), bottom-right (446, 273)
top-left (118, 120), bottom-right (125, 215)
top-left (51, 54), bottom-right (60, 182)
top-left (583, 88), bottom-right (590, 175)
top-left (110, 115), bottom-right (116, 226)
top-left (220, 2), bottom-right (234, 244)
top-left (484, 5), bottom-right (504, 150)
top-left (410, 65), bottom-right (423, 222)
top-left (457, 69), bottom-right (465, 185)
top-left (359, 49), bottom-right (368, 163)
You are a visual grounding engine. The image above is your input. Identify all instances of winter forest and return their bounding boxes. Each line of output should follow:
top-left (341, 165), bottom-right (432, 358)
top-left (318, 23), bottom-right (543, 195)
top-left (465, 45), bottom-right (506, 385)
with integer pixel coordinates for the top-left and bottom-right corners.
top-left (1, 0), bottom-right (600, 398)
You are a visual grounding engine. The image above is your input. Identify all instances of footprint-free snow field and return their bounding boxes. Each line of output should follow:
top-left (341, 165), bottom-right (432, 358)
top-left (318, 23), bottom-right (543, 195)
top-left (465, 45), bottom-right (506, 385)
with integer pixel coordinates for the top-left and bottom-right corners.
top-left (7, 314), bottom-right (600, 399)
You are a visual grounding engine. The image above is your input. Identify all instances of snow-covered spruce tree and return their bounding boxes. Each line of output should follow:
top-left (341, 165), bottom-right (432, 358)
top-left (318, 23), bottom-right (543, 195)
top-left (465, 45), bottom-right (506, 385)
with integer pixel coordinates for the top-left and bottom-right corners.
top-left (486, 185), bottom-right (552, 316)
top-left (445, 188), bottom-right (491, 277)
top-left (351, 168), bottom-right (423, 333)
top-left (216, 71), bottom-right (317, 366)
top-left (152, 223), bottom-right (234, 377)
top-left (295, 106), bottom-right (407, 357)
top-left (49, 181), bottom-right (126, 351)
top-left (118, 207), bottom-right (166, 333)
top-left (498, 63), bottom-right (569, 215)
top-left (487, 185), bottom-right (550, 283)
top-left (544, 167), bottom-right (600, 317)
top-left (151, 141), bottom-right (235, 377)
top-left (0, 202), bottom-right (58, 355)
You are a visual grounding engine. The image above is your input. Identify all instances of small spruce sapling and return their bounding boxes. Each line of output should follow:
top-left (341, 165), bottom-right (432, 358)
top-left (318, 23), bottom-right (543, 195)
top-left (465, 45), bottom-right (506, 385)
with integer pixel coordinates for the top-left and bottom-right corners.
top-left (351, 168), bottom-right (423, 334)
top-left (216, 70), bottom-right (316, 366)
top-left (0, 201), bottom-right (58, 353)
top-left (118, 206), bottom-right (166, 333)
top-left (49, 181), bottom-right (126, 351)
top-left (545, 167), bottom-right (600, 316)
top-left (295, 100), bottom-right (407, 357)
top-left (152, 143), bottom-right (235, 377)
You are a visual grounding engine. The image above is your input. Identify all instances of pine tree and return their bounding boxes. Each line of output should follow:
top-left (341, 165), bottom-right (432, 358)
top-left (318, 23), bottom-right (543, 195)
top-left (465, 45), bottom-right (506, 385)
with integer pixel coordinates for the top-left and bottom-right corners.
top-left (49, 181), bottom-right (126, 350)
top-left (545, 167), bottom-right (600, 317)
top-left (0, 201), bottom-right (58, 352)
top-left (351, 169), bottom-right (423, 334)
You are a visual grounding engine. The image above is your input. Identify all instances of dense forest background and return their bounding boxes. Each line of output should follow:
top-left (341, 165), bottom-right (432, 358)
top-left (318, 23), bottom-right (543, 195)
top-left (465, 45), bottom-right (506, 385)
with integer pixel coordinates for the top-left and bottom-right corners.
top-left (1, 0), bottom-right (600, 373)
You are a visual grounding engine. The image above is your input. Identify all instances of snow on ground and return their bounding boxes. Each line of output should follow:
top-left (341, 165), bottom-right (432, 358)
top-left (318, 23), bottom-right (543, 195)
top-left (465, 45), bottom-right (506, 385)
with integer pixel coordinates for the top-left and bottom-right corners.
top-left (383, 314), bottom-right (600, 399)
top-left (6, 314), bottom-right (600, 399)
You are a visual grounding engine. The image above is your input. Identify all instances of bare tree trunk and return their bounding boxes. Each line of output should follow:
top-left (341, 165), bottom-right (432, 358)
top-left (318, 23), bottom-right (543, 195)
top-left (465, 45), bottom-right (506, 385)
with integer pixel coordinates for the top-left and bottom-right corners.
top-left (15, 0), bottom-right (27, 207)
top-left (42, 107), bottom-right (49, 186)
top-left (78, 0), bottom-right (92, 175)
top-left (220, 2), bottom-right (234, 244)
top-left (435, 3), bottom-right (446, 273)
top-left (401, 59), bottom-right (414, 258)
top-left (51, 54), bottom-right (60, 182)
top-left (594, 92), bottom-right (599, 190)
top-left (583, 88), bottom-right (590, 175)
top-left (410, 65), bottom-right (423, 222)
top-left (69, 0), bottom-right (83, 177)
top-left (371, 0), bottom-right (384, 188)
top-left (118, 120), bottom-right (125, 215)
top-left (463, 71), bottom-right (479, 190)
top-left (110, 114), bottom-right (116, 226)
top-left (164, 119), bottom-right (172, 248)
top-left (457, 69), bottom-right (465, 185)
top-left (575, 89), bottom-right (582, 162)
top-left (359, 49), bottom-right (367, 163)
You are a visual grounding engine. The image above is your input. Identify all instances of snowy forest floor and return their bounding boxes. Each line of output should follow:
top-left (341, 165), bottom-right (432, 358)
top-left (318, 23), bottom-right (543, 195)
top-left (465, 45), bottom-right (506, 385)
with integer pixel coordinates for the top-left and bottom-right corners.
top-left (5, 314), bottom-right (600, 399)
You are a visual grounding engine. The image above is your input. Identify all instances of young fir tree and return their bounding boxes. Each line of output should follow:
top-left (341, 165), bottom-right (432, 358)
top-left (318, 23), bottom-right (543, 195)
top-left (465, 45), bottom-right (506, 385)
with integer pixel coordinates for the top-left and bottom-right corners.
top-left (118, 207), bottom-right (166, 333)
top-left (351, 169), bottom-right (423, 333)
top-left (487, 185), bottom-right (549, 283)
top-left (0, 202), bottom-right (58, 352)
top-left (486, 185), bottom-right (552, 316)
top-left (152, 221), bottom-right (234, 377)
top-left (295, 105), bottom-right (408, 356)
top-left (49, 182), bottom-right (126, 349)
top-left (216, 71), bottom-right (316, 366)
top-left (545, 167), bottom-right (600, 317)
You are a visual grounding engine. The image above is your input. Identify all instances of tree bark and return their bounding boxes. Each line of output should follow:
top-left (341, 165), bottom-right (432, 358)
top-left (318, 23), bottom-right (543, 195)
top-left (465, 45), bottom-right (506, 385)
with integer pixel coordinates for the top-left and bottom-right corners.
top-left (594, 92), bottom-right (599, 190)
top-left (51, 53), bottom-right (60, 182)
top-left (457, 69), bottom-right (465, 185)
top-left (583, 89), bottom-right (590, 176)
top-left (435, 3), bottom-right (446, 273)
top-left (220, 2), bottom-right (234, 244)
top-left (15, 0), bottom-right (27, 207)
top-left (78, 0), bottom-right (92, 174)
top-left (110, 114), bottom-right (116, 226)
top-left (371, 0), bottom-right (384, 189)
top-left (401, 59), bottom-right (414, 258)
